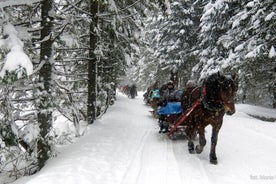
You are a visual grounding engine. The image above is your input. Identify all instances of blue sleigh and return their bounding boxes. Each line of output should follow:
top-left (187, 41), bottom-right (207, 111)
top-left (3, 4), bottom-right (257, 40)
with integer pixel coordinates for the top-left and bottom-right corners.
top-left (158, 102), bottom-right (182, 115)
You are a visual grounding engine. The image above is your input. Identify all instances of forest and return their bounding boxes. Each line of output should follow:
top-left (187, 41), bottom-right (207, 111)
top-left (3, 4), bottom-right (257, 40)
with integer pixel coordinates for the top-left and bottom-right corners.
top-left (0, 0), bottom-right (275, 182)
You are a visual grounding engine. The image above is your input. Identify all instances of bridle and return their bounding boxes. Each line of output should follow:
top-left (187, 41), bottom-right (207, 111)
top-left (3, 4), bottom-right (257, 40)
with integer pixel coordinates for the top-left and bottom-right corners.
top-left (200, 77), bottom-right (235, 112)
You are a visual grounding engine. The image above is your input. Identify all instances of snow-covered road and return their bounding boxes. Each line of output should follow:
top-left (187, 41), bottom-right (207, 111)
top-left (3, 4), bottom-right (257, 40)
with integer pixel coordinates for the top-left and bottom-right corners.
top-left (13, 92), bottom-right (276, 184)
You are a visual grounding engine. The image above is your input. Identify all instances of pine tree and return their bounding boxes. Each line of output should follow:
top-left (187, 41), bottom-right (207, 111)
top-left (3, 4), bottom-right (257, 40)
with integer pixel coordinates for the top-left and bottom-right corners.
top-left (37, 0), bottom-right (54, 169)
top-left (0, 2), bottom-right (38, 179)
top-left (87, 0), bottom-right (98, 124)
top-left (224, 0), bottom-right (276, 107)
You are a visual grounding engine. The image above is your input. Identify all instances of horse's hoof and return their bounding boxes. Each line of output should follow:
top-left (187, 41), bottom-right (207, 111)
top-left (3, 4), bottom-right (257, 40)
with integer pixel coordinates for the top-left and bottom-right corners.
top-left (188, 141), bottom-right (195, 154)
top-left (210, 159), bottom-right (218, 165)
top-left (210, 154), bottom-right (218, 164)
top-left (188, 148), bottom-right (195, 154)
top-left (195, 145), bottom-right (203, 154)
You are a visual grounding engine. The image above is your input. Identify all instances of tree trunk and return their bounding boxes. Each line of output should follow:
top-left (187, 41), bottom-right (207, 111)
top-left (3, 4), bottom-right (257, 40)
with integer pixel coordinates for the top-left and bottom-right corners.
top-left (273, 81), bottom-right (276, 108)
top-left (87, 0), bottom-right (98, 124)
top-left (37, 0), bottom-right (54, 169)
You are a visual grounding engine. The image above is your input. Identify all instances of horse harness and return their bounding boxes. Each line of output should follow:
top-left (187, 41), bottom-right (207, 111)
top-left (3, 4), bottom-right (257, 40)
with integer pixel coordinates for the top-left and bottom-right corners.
top-left (201, 84), bottom-right (224, 116)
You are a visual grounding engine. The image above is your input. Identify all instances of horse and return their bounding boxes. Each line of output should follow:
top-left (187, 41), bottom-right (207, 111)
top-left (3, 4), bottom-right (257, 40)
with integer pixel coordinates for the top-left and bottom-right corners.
top-left (181, 72), bottom-right (237, 164)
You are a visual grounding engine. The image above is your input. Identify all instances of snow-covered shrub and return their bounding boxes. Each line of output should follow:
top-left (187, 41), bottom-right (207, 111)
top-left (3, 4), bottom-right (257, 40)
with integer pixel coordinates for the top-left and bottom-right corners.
top-left (0, 23), bottom-right (33, 83)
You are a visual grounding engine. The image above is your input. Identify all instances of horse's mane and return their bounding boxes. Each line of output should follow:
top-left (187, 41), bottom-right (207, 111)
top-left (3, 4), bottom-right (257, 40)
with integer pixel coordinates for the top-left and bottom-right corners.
top-left (203, 73), bottom-right (222, 101)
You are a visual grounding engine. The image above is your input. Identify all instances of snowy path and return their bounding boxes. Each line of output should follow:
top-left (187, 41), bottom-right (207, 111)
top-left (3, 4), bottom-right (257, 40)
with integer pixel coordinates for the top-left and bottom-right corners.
top-left (14, 92), bottom-right (276, 184)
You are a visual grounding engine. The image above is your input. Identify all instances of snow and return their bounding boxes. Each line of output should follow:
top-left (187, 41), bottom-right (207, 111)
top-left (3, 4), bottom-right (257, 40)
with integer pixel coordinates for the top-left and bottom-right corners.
top-left (0, 23), bottom-right (33, 78)
top-left (164, 0), bottom-right (171, 15)
top-left (124, 53), bottom-right (132, 66)
top-left (246, 1), bottom-right (255, 8)
top-left (11, 92), bottom-right (276, 184)
top-left (107, 0), bottom-right (118, 13)
top-left (60, 33), bottom-right (79, 47)
top-left (217, 35), bottom-right (232, 49)
top-left (0, 0), bottom-right (41, 8)
top-left (245, 45), bottom-right (263, 59)
top-left (265, 12), bottom-right (275, 21)
top-left (236, 104), bottom-right (276, 120)
top-left (268, 46), bottom-right (275, 58)
top-left (234, 43), bottom-right (244, 52)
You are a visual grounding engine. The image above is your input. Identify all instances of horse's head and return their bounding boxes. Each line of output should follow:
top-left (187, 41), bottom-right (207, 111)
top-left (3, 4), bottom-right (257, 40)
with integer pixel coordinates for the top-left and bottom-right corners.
top-left (217, 73), bottom-right (237, 115)
top-left (202, 72), bottom-right (237, 115)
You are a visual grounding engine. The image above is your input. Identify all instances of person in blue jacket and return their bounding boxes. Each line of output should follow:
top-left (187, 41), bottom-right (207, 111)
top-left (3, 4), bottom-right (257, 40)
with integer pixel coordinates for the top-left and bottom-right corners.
top-left (158, 81), bottom-right (182, 133)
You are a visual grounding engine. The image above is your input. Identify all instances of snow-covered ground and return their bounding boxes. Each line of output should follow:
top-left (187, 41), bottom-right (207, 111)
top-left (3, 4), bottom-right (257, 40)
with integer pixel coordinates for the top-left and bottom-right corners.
top-left (12, 92), bottom-right (276, 184)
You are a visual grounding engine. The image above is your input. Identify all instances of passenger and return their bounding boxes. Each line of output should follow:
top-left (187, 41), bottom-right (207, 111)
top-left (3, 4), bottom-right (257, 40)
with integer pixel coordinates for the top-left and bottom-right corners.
top-left (129, 84), bottom-right (137, 98)
top-left (150, 86), bottom-right (160, 117)
top-left (157, 81), bottom-right (182, 133)
top-left (160, 81), bottom-right (181, 105)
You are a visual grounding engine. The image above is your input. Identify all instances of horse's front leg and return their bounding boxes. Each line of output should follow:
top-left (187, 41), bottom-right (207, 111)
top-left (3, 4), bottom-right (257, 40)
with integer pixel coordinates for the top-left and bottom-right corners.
top-left (186, 126), bottom-right (195, 154)
top-left (196, 127), bottom-right (206, 154)
top-left (210, 124), bottom-right (222, 164)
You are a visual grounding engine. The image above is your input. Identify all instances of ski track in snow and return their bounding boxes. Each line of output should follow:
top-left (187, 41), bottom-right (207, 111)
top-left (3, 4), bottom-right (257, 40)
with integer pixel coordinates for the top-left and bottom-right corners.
top-left (12, 92), bottom-right (276, 184)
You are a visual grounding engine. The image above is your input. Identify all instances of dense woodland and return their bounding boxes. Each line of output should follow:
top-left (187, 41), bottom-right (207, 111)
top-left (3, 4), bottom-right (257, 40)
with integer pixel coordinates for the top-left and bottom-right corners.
top-left (0, 0), bottom-right (275, 182)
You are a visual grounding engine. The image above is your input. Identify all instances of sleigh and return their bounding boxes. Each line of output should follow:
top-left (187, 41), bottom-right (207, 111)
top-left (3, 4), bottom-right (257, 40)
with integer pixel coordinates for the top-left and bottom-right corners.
top-left (168, 99), bottom-right (202, 139)
top-left (158, 99), bottom-right (202, 140)
top-left (166, 114), bottom-right (187, 139)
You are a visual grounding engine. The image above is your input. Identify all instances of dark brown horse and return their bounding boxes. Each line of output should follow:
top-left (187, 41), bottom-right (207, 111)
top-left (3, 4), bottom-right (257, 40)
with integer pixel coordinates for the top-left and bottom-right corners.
top-left (181, 72), bottom-right (237, 164)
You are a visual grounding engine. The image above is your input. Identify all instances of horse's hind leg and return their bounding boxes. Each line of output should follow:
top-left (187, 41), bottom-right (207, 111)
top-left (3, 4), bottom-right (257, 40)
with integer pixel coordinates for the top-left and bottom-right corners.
top-left (195, 128), bottom-right (206, 154)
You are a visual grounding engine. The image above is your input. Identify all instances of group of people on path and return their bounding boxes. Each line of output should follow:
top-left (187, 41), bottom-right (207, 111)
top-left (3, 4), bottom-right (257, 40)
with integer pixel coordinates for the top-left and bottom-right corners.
top-left (143, 80), bottom-right (183, 133)
top-left (121, 84), bottom-right (138, 99)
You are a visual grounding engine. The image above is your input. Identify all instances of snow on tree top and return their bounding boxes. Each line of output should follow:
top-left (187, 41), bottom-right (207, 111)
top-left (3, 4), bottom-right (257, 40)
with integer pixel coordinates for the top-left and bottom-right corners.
top-left (0, 23), bottom-right (33, 78)
top-left (0, 0), bottom-right (41, 8)
top-left (265, 12), bottom-right (275, 21)
top-left (269, 46), bottom-right (275, 58)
